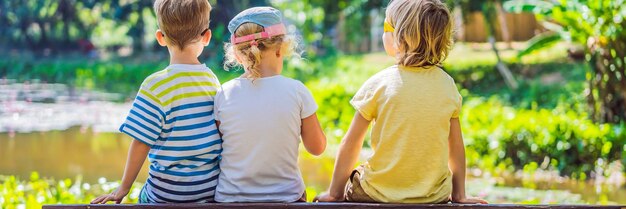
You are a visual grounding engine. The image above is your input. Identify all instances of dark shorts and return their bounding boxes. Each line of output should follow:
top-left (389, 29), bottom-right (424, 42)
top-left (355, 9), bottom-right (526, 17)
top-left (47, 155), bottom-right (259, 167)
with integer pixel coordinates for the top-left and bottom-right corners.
top-left (296, 191), bottom-right (307, 202)
top-left (138, 184), bottom-right (150, 203)
top-left (344, 166), bottom-right (377, 202)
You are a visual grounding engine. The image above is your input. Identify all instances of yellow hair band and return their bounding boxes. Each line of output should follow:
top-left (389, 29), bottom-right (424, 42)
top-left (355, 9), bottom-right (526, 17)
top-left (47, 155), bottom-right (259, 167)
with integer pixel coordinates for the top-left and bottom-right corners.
top-left (384, 21), bottom-right (394, 33)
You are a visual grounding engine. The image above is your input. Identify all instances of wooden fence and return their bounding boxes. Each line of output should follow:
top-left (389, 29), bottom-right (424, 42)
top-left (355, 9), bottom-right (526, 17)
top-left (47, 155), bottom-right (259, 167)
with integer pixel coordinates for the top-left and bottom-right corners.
top-left (343, 11), bottom-right (542, 53)
top-left (459, 12), bottom-right (541, 42)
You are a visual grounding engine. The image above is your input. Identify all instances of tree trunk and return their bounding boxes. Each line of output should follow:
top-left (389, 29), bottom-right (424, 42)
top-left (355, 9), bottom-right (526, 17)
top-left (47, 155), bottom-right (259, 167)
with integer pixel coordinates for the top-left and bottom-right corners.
top-left (453, 5), bottom-right (465, 42)
top-left (20, 19), bottom-right (35, 50)
top-left (59, 0), bottom-right (72, 46)
top-left (483, 1), bottom-right (518, 89)
top-left (37, 21), bottom-right (49, 49)
top-left (489, 36), bottom-right (518, 89)
top-left (0, 2), bottom-right (6, 47)
top-left (133, 12), bottom-right (145, 53)
top-left (337, 12), bottom-right (346, 52)
top-left (587, 42), bottom-right (626, 123)
top-left (495, 1), bottom-right (512, 48)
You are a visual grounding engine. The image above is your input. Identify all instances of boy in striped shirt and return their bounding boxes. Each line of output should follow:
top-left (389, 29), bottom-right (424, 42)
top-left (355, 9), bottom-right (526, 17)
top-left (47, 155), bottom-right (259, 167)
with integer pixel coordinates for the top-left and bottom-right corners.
top-left (91, 0), bottom-right (221, 204)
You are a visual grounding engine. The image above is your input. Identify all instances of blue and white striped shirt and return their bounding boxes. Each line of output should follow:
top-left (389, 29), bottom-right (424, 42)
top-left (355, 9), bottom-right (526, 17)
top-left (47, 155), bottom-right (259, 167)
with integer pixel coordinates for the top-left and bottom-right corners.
top-left (119, 64), bottom-right (221, 203)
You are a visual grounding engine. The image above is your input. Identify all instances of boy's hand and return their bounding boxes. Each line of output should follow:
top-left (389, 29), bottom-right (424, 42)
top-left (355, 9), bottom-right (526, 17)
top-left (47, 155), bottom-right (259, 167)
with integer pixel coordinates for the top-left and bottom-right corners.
top-left (91, 188), bottom-right (129, 204)
top-left (451, 195), bottom-right (488, 204)
top-left (313, 192), bottom-right (344, 202)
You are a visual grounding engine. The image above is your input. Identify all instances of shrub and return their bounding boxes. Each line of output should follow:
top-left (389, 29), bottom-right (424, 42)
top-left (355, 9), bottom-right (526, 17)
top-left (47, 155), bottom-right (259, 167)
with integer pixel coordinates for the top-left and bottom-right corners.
top-left (462, 98), bottom-right (626, 177)
top-left (0, 172), bottom-right (142, 209)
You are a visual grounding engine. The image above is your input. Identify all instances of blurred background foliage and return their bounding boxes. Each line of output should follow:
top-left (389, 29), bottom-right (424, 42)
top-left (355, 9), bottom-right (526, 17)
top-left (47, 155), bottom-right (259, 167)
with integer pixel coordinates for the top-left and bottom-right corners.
top-left (1, 0), bottom-right (626, 208)
top-left (504, 0), bottom-right (626, 123)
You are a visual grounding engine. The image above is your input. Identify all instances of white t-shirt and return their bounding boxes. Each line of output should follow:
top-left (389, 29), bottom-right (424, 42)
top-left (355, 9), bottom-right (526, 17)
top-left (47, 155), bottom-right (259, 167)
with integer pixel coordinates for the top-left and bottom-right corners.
top-left (214, 75), bottom-right (318, 202)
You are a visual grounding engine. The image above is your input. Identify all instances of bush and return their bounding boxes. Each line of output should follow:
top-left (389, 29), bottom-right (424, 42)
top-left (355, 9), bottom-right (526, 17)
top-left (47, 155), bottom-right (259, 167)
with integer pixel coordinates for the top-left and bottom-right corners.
top-left (505, 0), bottom-right (626, 123)
top-left (0, 172), bottom-right (142, 209)
top-left (447, 61), bottom-right (588, 109)
top-left (462, 98), bottom-right (626, 177)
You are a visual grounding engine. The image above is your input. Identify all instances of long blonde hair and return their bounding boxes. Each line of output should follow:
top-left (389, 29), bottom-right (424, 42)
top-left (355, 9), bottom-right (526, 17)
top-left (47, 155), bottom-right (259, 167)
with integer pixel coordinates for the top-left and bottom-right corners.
top-left (224, 23), bottom-right (298, 78)
top-left (386, 0), bottom-right (453, 67)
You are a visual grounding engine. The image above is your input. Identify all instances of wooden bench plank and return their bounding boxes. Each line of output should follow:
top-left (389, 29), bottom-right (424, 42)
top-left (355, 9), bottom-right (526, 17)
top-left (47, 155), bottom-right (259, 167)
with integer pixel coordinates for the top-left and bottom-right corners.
top-left (42, 203), bottom-right (626, 209)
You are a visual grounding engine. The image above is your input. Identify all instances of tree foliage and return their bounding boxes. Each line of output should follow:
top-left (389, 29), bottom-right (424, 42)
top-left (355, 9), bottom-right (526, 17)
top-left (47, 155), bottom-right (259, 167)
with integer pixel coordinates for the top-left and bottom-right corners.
top-left (272, 0), bottom-right (389, 55)
top-left (505, 0), bottom-right (626, 123)
top-left (0, 0), bottom-right (155, 52)
top-left (0, 0), bottom-right (269, 54)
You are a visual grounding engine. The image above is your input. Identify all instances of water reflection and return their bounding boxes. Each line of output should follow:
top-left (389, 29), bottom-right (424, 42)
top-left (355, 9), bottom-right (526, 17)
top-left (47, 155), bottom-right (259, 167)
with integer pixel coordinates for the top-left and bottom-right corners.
top-left (0, 79), bottom-right (128, 134)
top-left (501, 177), bottom-right (626, 204)
top-left (0, 128), bottom-right (149, 182)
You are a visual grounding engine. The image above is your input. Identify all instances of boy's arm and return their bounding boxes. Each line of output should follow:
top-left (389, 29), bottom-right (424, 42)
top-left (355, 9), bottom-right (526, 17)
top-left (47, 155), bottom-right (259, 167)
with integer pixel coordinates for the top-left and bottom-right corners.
top-left (449, 118), bottom-right (488, 204)
top-left (91, 139), bottom-right (150, 204)
top-left (314, 113), bottom-right (370, 202)
top-left (301, 113), bottom-right (326, 156)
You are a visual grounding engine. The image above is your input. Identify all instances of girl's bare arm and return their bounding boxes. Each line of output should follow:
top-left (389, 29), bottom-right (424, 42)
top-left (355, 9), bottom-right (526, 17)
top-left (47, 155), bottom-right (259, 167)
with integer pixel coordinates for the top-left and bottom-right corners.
top-left (449, 118), bottom-right (488, 204)
top-left (301, 113), bottom-right (327, 156)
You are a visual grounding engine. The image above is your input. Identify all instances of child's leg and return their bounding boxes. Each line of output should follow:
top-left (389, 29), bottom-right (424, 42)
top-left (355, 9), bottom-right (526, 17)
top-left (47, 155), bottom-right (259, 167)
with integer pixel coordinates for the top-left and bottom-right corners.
top-left (344, 166), bottom-right (377, 202)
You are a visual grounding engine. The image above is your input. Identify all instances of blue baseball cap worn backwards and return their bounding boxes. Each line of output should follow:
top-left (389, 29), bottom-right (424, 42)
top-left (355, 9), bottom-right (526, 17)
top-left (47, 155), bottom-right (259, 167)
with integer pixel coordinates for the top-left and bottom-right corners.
top-left (228, 7), bottom-right (287, 45)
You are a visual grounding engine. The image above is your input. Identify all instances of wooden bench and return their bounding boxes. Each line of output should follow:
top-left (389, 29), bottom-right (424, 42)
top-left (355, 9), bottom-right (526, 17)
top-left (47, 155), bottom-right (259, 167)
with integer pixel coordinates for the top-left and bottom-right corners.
top-left (43, 203), bottom-right (626, 209)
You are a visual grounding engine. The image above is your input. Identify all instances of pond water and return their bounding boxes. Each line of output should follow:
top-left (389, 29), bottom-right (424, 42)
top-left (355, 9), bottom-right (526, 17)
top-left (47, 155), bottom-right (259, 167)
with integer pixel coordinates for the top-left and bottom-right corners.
top-left (1, 128), bottom-right (626, 204)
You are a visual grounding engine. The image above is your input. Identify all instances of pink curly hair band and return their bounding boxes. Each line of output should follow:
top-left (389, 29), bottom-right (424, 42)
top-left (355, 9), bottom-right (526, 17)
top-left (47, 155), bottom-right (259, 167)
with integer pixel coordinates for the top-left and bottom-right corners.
top-left (230, 23), bottom-right (287, 45)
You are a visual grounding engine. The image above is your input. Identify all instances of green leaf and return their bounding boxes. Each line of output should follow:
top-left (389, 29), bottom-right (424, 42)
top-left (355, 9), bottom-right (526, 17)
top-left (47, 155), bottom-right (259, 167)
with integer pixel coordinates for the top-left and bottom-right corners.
top-left (503, 0), bottom-right (555, 15)
top-left (540, 21), bottom-right (565, 34)
top-left (518, 32), bottom-right (563, 58)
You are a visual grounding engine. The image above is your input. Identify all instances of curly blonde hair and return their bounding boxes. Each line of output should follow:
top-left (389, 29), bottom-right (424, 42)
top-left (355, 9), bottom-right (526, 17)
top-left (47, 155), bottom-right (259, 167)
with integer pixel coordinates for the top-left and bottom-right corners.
top-left (224, 23), bottom-right (298, 78)
top-left (386, 0), bottom-right (453, 67)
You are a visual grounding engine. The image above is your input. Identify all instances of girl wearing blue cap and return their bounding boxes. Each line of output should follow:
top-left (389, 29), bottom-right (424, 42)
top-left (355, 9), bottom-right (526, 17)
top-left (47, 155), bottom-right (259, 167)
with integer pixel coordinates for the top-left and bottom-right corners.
top-left (213, 7), bottom-right (327, 202)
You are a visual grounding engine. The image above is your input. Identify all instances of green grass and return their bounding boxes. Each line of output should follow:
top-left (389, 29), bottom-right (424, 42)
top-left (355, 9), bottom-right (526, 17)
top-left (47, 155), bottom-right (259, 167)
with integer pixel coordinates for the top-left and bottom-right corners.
top-left (446, 42), bottom-right (571, 69)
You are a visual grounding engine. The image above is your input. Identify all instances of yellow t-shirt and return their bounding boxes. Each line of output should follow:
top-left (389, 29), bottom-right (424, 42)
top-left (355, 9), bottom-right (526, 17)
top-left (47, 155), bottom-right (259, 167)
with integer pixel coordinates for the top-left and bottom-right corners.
top-left (350, 65), bottom-right (462, 203)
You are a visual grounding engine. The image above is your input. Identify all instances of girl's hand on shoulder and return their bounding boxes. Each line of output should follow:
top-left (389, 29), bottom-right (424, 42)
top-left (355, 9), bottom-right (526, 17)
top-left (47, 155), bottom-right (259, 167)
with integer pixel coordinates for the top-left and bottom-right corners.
top-left (450, 195), bottom-right (488, 204)
top-left (90, 188), bottom-right (129, 204)
top-left (313, 192), bottom-right (344, 202)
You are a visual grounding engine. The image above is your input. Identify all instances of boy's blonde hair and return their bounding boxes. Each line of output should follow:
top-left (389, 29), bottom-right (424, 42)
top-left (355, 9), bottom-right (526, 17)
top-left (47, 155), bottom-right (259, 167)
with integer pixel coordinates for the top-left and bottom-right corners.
top-left (154, 0), bottom-right (211, 50)
top-left (224, 23), bottom-right (298, 79)
top-left (386, 0), bottom-right (453, 67)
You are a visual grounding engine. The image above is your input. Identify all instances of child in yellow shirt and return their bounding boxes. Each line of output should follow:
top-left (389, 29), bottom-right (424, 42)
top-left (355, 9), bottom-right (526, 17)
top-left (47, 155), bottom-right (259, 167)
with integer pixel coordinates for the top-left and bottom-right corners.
top-left (315, 0), bottom-right (488, 204)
